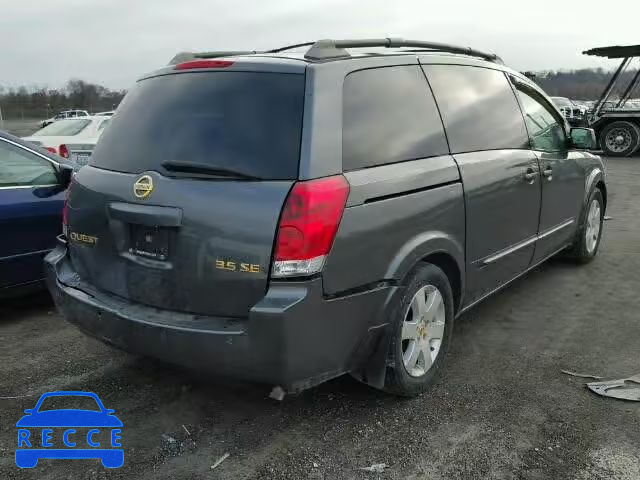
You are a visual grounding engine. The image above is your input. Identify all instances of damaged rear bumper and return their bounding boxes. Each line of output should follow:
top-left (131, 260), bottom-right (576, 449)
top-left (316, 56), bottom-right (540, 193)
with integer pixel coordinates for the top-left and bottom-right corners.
top-left (45, 238), bottom-right (395, 392)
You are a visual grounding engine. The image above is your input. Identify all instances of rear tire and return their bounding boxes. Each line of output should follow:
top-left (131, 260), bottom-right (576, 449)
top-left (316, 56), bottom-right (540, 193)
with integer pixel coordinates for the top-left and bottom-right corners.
top-left (599, 121), bottom-right (640, 157)
top-left (565, 188), bottom-right (604, 263)
top-left (383, 263), bottom-right (454, 397)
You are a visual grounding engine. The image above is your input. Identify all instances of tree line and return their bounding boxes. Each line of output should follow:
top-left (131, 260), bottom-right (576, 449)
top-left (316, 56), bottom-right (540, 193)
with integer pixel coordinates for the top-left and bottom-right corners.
top-left (530, 68), bottom-right (639, 100)
top-left (0, 79), bottom-right (126, 120)
top-left (1, 68), bottom-right (638, 120)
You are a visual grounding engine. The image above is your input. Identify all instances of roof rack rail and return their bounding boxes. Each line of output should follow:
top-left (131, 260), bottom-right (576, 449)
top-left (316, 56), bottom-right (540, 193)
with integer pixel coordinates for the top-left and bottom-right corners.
top-left (168, 38), bottom-right (502, 65)
top-left (266, 42), bottom-right (315, 53)
top-left (304, 38), bottom-right (502, 63)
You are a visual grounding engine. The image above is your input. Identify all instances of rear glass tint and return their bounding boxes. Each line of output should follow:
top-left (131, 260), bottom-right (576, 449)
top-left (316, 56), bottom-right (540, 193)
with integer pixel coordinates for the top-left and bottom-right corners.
top-left (424, 65), bottom-right (529, 153)
top-left (90, 72), bottom-right (305, 179)
top-left (343, 66), bottom-right (448, 171)
top-left (34, 119), bottom-right (90, 137)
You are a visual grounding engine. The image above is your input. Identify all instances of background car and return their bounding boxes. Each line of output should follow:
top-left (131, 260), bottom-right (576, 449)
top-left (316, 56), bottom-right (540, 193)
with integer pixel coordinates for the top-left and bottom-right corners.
top-left (550, 96), bottom-right (587, 125)
top-left (0, 130), bottom-right (73, 298)
top-left (59, 138), bottom-right (102, 171)
top-left (22, 117), bottom-right (110, 157)
top-left (40, 110), bottom-right (89, 128)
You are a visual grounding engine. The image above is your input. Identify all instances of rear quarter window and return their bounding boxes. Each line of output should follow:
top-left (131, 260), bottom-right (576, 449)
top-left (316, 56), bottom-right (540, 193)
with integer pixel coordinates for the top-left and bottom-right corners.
top-left (90, 71), bottom-right (305, 180)
top-left (423, 65), bottom-right (529, 153)
top-left (342, 65), bottom-right (448, 171)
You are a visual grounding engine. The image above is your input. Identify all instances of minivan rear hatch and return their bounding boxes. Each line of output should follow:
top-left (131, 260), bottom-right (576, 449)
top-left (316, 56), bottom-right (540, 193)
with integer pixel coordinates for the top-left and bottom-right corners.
top-left (66, 66), bottom-right (305, 317)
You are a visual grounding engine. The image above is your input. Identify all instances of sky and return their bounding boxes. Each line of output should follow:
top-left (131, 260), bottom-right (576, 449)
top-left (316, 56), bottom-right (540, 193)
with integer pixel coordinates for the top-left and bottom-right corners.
top-left (1, 0), bottom-right (639, 90)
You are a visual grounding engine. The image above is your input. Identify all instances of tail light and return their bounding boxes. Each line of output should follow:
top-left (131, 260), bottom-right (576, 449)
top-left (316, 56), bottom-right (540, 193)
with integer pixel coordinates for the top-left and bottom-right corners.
top-left (46, 147), bottom-right (57, 154)
top-left (62, 180), bottom-right (74, 237)
top-left (272, 175), bottom-right (349, 278)
top-left (59, 144), bottom-right (69, 158)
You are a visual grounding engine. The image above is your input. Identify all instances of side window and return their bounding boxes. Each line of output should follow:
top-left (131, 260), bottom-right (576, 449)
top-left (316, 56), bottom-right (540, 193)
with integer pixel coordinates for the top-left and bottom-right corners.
top-left (342, 65), bottom-right (448, 171)
top-left (0, 140), bottom-right (58, 187)
top-left (514, 86), bottom-right (567, 152)
top-left (423, 65), bottom-right (529, 153)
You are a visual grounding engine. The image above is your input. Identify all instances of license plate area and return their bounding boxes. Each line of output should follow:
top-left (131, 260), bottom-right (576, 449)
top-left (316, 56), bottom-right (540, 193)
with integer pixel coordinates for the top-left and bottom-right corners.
top-left (75, 153), bottom-right (91, 166)
top-left (129, 225), bottom-right (170, 261)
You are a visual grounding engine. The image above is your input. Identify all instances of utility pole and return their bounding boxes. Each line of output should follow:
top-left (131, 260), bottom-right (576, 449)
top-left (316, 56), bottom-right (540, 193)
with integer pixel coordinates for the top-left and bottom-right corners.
top-left (0, 105), bottom-right (4, 130)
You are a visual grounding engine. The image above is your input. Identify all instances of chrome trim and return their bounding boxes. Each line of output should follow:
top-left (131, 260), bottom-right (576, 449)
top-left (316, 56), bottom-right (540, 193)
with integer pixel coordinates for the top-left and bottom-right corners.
top-left (0, 248), bottom-right (52, 262)
top-left (482, 235), bottom-right (537, 265)
top-left (537, 218), bottom-right (575, 240)
top-left (481, 218), bottom-right (575, 265)
top-left (0, 137), bottom-right (61, 167)
top-left (461, 243), bottom-right (571, 315)
top-left (0, 184), bottom-right (58, 190)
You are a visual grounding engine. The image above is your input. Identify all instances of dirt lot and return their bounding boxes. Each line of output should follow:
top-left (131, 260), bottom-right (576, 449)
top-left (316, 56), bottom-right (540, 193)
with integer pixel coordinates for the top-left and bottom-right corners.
top-left (1, 119), bottom-right (41, 137)
top-left (1, 157), bottom-right (639, 479)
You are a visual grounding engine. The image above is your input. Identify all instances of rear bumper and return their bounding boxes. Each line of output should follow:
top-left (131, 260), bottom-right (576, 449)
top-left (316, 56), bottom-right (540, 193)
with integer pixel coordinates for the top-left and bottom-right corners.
top-left (45, 238), bottom-right (395, 392)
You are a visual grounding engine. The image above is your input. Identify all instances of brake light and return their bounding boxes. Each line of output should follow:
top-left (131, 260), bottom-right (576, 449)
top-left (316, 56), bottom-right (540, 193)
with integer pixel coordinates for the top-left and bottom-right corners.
top-left (62, 181), bottom-right (74, 237)
top-left (174, 60), bottom-right (234, 70)
top-left (46, 147), bottom-right (57, 154)
top-left (272, 175), bottom-right (349, 278)
top-left (59, 144), bottom-right (69, 159)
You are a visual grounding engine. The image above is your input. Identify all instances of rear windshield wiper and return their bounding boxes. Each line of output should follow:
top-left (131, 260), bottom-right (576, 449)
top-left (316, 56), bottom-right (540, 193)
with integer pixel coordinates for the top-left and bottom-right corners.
top-left (161, 160), bottom-right (262, 180)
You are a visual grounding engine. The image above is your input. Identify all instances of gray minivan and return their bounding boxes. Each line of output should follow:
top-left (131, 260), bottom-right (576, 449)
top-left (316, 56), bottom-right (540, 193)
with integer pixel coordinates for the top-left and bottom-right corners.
top-left (46, 39), bottom-right (606, 397)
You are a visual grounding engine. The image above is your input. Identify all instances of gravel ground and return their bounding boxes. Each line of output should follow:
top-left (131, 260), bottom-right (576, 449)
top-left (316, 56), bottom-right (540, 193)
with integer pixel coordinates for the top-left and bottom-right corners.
top-left (1, 157), bottom-right (639, 479)
top-left (1, 119), bottom-right (41, 137)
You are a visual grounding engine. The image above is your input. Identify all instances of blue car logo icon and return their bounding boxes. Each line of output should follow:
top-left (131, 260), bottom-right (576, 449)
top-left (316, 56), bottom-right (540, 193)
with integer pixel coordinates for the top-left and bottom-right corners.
top-left (15, 391), bottom-right (123, 468)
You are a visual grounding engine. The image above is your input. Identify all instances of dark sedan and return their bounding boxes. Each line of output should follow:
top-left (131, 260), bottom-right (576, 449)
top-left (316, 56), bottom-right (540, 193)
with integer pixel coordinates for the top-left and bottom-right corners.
top-left (0, 130), bottom-right (73, 297)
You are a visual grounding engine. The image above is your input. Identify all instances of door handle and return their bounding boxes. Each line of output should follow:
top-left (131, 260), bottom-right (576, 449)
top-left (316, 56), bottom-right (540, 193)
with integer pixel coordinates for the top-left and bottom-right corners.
top-left (524, 168), bottom-right (538, 184)
top-left (542, 166), bottom-right (553, 180)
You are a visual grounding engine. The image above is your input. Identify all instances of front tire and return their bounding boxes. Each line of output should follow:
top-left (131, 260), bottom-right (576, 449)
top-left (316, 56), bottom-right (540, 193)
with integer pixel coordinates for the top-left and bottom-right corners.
top-left (565, 188), bottom-right (604, 263)
top-left (383, 263), bottom-right (454, 397)
top-left (599, 121), bottom-right (640, 157)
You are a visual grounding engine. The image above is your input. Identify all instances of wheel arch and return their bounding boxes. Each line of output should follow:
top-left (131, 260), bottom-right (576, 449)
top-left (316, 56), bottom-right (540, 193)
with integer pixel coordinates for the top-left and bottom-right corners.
top-left (350, 232), bottom-right (465, 390)
top-left (383, 231), bottom-right (465, 313)
top-left (419, 251), bottom-right (462, 315)
top-left (596, 179), bottom-right (607, 210)
top-left (584, 167), bottom-right (607, 213)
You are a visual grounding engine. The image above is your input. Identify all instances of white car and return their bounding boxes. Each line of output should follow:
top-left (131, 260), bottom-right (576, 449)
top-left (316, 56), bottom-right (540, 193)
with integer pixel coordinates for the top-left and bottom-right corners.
top-left (41, 109), bottom-right (90, 128)
top-left (59, 139), bottom-right (102, 170)
top-left (94, 111), bottom-right (116, 117)
top-left (23, 117), bottom-right (110, 158)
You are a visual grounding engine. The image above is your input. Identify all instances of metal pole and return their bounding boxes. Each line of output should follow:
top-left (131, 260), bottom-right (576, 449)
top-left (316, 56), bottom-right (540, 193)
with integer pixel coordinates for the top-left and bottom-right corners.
top-left (616, 66), bottom-right (640, 108)
top-left (592, 57), bottom-right (631, 121)
top-left (0, 105), bottom-right (4, 130)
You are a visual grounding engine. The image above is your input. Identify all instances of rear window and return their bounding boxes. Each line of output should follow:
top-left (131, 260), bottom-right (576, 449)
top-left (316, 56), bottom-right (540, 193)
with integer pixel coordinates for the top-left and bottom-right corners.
top-left (34, 119), bottom-right (91, 137)
top-left (91, 71), bottom-right (305, 179)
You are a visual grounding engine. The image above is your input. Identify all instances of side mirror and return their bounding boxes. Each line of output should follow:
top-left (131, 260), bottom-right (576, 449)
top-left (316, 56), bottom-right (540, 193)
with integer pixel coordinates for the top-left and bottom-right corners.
top-left (57, 164), bottom-right (74, 189)
top-left (105, 409), bottom-right (115, 414)
top-left (24, 409), bottom-right (33, 414)
top-left (570, 127), bottom-right (597, 150)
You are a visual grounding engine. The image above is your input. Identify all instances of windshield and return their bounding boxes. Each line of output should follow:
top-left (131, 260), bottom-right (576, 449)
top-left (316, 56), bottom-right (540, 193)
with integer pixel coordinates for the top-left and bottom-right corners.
top-left (37, 395), bottom-right (101, 412)
top-left (90, 71), bottom-right (305, 179)
top-left (34, 119), bottom-right (91, 137)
